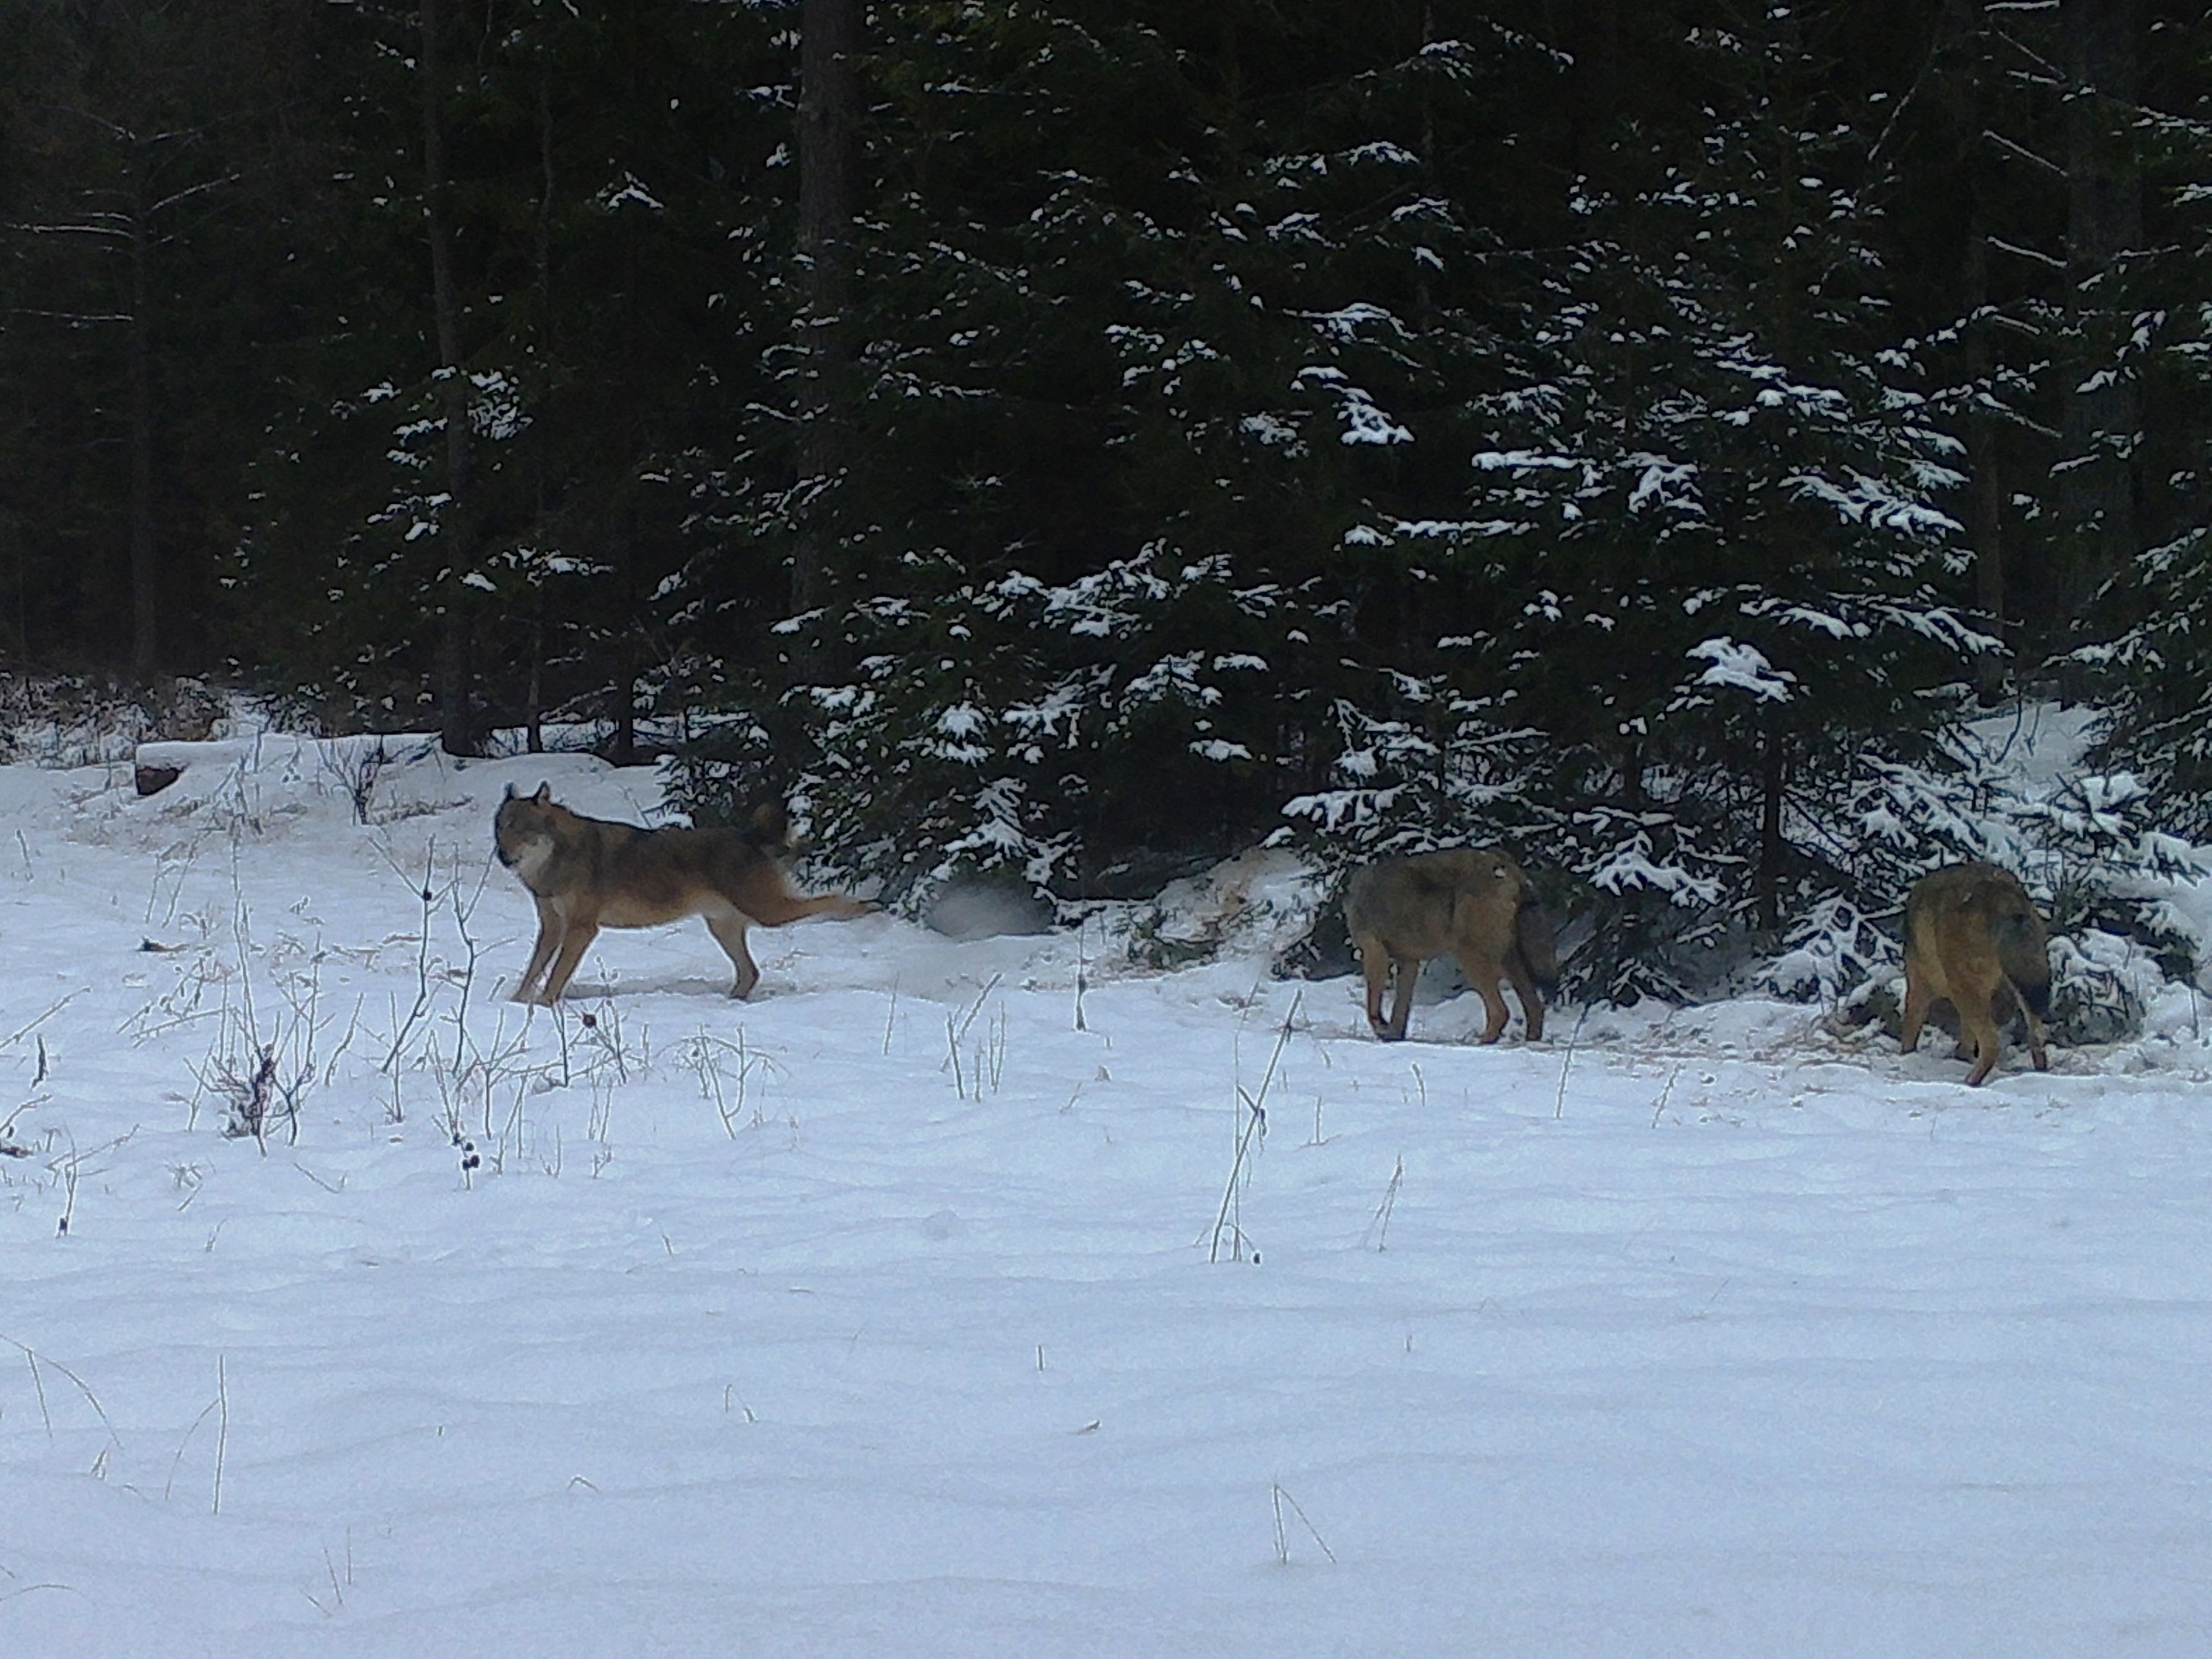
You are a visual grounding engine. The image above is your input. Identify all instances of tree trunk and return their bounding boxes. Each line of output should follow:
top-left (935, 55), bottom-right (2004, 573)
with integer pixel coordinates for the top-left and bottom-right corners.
top-left (527, 578), bottom-right (546, 755)
top-left (1565, 0), bottom-right (1622, 181)
top-left (1755, 724), bottom-right (1786, 934)
top-left (608, 494), bottom-right (640, 768)
top-left (1941, 0), bottom-right (2010, 699)
top-left (2057, 0), bottom-right (2143, 606)
top-left (421, 0), bottom-right (484, 755)
top-left (790, 0), bottom-right (862, 670)
top-left (127, 149), bottom-right (159, 679)
top-left (527, 64), bottom-right (555, 758)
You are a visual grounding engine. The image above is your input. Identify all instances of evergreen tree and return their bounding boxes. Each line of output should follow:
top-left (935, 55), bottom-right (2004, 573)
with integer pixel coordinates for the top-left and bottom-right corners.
top-left (0, 0), bottom-right (309, 675)
top-left (233, 0), bottom-right (792, 740)
top-left (2085, 7), bottom-right (2212, 828)
top-left (681, 0), bottom-right (1564, 895)
top-left (1300, 2), bottom-right (1994, 997)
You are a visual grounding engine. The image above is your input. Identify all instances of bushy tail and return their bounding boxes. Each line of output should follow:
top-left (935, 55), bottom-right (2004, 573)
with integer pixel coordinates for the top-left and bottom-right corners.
top-left (1516, 891), bottom-right (1561, 992)
top-left (1994, 909), bottom-right (2051, 1015)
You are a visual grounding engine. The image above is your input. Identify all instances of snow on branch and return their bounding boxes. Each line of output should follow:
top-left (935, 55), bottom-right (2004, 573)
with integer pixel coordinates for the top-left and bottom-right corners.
top-left (1687, 637), bottom-right (1796, 702)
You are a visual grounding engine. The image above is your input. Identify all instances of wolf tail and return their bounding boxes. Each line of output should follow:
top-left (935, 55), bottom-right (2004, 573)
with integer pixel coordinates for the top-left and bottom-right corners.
top-left (1516, 889), bottom-right (1561, 992)
top-left (1994, 908), bottom-right (2051, 1016)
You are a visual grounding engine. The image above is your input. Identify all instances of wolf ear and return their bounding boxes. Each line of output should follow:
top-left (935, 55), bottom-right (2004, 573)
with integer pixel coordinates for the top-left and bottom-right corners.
top-left (502, 782), bottom-right (516, 800)
top-left (533, 782), bottom-right (552, 803)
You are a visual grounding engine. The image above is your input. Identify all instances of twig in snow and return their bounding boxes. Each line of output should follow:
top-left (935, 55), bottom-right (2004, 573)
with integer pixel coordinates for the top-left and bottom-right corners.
top-left (1209, 992), bottom-right (1300, 1263)
top-left (54, 1131), bottom-right (80, 1235)
top-left (1362, 1156), bottom-right (1405, 1251)
top-left (163, 1390), bottom-right (221, 1502)
top-left (1270, 1483), bottom-right (1337, 1566)
top-left (1553, 1005), bottom-right (1589, 1119)
top-left (0, 1332), bottom-right (117, 1454)
top-left (944, 1012), bottom-right (967, 1099)
top-left (1, 990), bottom-right (85, 1054)
top-left (380, 844), bottom-right (441, 1073)
top-left (1073, 918), bottom-right (1089, 1033)
top-left (213, 1354), bottom-right (229, 1515)
top-left (954, 973), bottom-right (1003, 1043)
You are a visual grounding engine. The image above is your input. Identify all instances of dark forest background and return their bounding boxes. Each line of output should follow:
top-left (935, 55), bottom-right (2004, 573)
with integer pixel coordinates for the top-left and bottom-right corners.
top-left (4, 0), bottom-right (2210, 990)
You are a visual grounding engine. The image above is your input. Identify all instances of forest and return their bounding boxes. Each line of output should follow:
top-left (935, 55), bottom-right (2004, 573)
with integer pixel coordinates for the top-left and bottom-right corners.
top-left (3, 0), bottom-right (2209, 995)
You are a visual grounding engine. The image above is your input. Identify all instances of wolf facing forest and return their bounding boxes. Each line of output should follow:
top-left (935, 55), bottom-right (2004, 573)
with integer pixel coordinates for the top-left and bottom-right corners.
top-left (1343, 847), bottom-right (1559, 1043)
top-left (1898, 861), bottom-right (2052, 1086)
top-left (492, 784), bottom-right (872, 1005)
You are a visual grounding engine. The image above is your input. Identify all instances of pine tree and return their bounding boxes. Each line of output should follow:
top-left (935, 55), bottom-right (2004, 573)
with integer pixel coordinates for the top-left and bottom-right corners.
top-left (0, 0), bottom-right (308, 676)
top-left (233, 0), bottom-right (791, 741)
top-left (1306, 3), bottom-right (1994, 997)
top-left (2085, 7), bottom-right (2212, 829)
top-left (682, 0), bottom-right (1566, 896)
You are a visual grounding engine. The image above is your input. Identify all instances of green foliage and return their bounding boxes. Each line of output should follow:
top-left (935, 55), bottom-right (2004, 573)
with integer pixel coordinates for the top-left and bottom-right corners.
top-left (229, 0), bottom-right (793, 735)
top-left (1281, 6), bottom-right (1996, 998)
top-left (684, 545), bottom-right (1336, 897)
top-left (2082, 17), bottom-right (2212, 832)
top-left (2095, 525), bottom-right (2212, 834)
top-left (7, 0), bottom-right (2210, 1006)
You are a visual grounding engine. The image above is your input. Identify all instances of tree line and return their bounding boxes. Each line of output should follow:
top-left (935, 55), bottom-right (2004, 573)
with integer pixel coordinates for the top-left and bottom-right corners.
top-left (4, 1), bottom-right (2208, 985)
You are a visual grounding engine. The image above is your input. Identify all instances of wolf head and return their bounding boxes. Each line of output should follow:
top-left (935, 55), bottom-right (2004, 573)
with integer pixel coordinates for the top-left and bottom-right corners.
top-left (740, 799), bottom-right (797, 851)
top-left (494, 782), bottom-right (562, 876)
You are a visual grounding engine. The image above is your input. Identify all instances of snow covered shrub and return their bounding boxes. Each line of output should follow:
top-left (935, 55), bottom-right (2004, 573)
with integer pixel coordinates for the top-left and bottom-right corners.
top-left (0, 677), bottom-right (161, 765)
top-left (1280, 677), bottom-right (1548, 858)
top-left (2094, 523), bottom-right (2212, 839)
top-left (1286, 688), bottom-right (2200, 1018)
top-left (1276, 10), bottom-right (2019, 1003)
top-left (1814, 705), bottom-right (2205, 1044)
top-left (216, 1046), bottom-right (286, 1145)
top-left (2046, 930), bottom-right (2157, 1048)
top-left (702, 547), bottom-right (1336, 908)
top-left (1755, 896), bottom-right (1899, 1004)
top-left (1851, 707), bottom-right (2200, 968)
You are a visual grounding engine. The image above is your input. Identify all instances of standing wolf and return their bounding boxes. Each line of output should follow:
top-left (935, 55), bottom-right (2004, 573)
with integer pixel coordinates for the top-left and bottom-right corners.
top-left (1899, 861), bottom-right (2052, 1086)
top-left (1344, 848), bottom-right (1559, 1043)
top-left (493, 784), bottom-right (871, 1005)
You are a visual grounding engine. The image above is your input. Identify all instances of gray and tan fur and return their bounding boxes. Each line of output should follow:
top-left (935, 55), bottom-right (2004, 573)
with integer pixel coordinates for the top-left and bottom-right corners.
top-left (1344, 847), bottom-right (1559, 1043)
top-left (494, 784), bottom-right (871, 1005)
top-left (1899, 861), bottom-right (2051, 1086)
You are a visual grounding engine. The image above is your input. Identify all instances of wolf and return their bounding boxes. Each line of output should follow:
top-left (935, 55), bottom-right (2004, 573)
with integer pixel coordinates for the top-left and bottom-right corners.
top-left (1899, 861), bottom-right (2051, 1086)
top-left (492, 783), bottom-right (871, 1005)
top-left (1343, 847), bottom-right (1559, 1043)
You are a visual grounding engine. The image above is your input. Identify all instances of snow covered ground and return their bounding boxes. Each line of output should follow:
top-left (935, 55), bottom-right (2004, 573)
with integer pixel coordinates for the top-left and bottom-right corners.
top-left (3, 729), bottom-right (2211, 1657)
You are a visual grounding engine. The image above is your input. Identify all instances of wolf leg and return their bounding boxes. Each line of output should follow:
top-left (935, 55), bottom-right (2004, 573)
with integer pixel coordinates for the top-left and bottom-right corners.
top-left (1898, 968), bottom-right (1932, 1058)
top-left (1960, 997), bottom-right (2001, 1086)
top-left (706, 910), bottom-right (762, 1000)
top-left (535, 919), bottom-right (600, 1004)
top-left (1470, 973), bottom-right (1511, 1045)
top-left (1996, 977), bottom-right (2052, 1073)
top-left (2021, 998), bottom-right (2051, 1073)
top-left (1504, 949), bottom-right (1546, 1043)
top-left (1384, 955), bottom-right (1420, 1041)
top-left (1357, 944), bottom-right (1393, 1038)
top-left (512, 904), bottom-right (563, 1003)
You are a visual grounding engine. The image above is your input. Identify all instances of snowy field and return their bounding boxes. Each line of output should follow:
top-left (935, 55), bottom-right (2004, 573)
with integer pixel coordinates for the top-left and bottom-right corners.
top-left (4, 728), bottom-right (2211, 1658)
